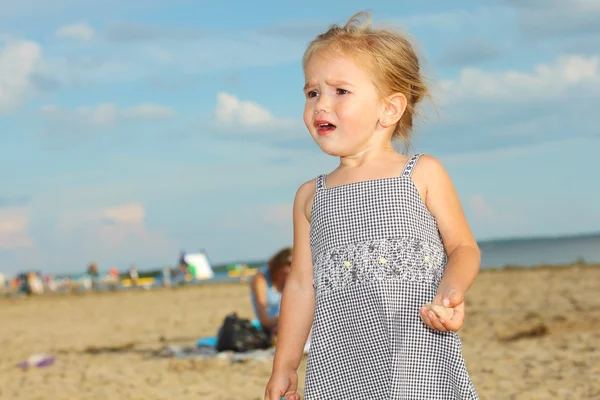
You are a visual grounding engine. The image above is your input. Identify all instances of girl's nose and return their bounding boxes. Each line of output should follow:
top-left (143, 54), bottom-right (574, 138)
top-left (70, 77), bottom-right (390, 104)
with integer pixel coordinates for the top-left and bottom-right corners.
top-left (314, 96), bottom-right (330, 113)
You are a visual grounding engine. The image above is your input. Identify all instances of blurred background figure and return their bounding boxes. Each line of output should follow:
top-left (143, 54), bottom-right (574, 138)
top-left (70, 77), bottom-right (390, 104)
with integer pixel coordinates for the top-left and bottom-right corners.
top-left (129, 264), bottom-right (139, 289)
top-left (27, 271), bottom-right (44, 296)
top-left (162, 266), bottom-right (172, 288)
top-left (108, 267), bottom-right (120, 291)
top-left (87, 263), bottom-right (99, 291)
top-left (44, 274), bottom-right (57, 293)
top-left (249, 247), bottom-right (292, 337)
top-left (175, 256), bottom-right (189, 286)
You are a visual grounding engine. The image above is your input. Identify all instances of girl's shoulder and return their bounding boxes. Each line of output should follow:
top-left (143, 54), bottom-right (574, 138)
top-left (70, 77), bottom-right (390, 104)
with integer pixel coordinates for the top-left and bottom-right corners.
top-left (403, 154), bottom-right (453, 206)
top-left (410, 154), bottom-right (453, 184)
top-left (295, 177), bottom-right (320, 221)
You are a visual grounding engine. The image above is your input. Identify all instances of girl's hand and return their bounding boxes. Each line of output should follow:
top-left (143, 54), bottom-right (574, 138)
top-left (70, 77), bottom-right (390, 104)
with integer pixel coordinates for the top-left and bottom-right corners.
top-left (265, 369), bottom-right (300, 400)
top-left (419, 288), bottom-right (465, 332)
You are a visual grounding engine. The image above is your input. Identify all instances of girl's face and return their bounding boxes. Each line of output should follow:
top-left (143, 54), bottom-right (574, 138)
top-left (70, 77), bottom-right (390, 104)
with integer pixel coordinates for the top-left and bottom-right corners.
top-left (303, 52), bottom-right (387, 157)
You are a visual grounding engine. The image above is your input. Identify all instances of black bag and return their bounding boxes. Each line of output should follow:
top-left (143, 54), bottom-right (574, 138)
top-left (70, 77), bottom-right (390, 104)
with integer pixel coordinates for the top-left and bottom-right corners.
top-left (216, 313), bottom-right (271, 352)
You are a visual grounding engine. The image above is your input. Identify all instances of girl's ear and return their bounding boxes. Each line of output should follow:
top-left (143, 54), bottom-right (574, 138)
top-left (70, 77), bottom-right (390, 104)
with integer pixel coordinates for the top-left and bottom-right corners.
top-left (380, 93), bottom-right (407, 127)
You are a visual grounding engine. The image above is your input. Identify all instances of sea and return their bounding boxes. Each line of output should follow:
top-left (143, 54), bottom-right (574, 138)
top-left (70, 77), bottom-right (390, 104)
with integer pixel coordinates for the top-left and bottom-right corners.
top-left (8, 232), bottom-right (599, 286)
top-left (3, 233), bottom-right (599, 296)
top-left (476, 232), bottom-right (600, 268)
top-left (211, 232), bottom-right (600, 280)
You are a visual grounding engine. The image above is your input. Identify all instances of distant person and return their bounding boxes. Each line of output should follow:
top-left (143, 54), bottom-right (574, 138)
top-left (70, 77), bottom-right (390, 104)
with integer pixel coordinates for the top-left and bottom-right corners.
top-left (108, 267), bottom-right (120, 291)
top-left (174, 261), bottom-right (187, 286)
top-left (250, 247), bottom-right (292, 337)
top-left (28, 272), bottom-right (44, 295)
top-left (162, 266), bottom-right (172, 288)
top-left (129, 264), bottom-right (139, 288)
top-left (64, 276), bottom-right (73, 293)
top-left (47, 275), bottom-right (57, 293)
top-left (87, 263), bottom-right (99, 291)
top-left (265, 11), bottom-right (481, 400)
top-left (238, 263), bottom-right (250, 283)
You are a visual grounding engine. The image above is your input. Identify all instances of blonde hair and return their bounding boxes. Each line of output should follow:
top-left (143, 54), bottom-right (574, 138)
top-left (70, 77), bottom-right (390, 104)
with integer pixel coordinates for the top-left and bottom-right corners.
top-left (302, 11), bottom-right (431, 143)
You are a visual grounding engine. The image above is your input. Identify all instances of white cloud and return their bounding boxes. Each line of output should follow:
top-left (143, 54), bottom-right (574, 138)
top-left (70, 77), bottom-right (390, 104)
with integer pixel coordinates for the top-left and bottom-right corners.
top-left (470, 195), bottom-right (495, 220)
top-left (37, 31), bottom-right (304, 88)
top-left (0, 39), bottom-right (42, 113)
top-left (396, 7), bottom-right (507, 41)
top-left (262, 203), bottom-right (293, 227)
top-left (102, 203), bottom-right (145, 224)
top-left (221, 203), bottom-right (293, 229)
top-left (121, 104), bottom-right (177, 119)
top-left (105, 22), bottom-right (201, 42)
top-left (400, 3), bottom-right (600, 41)
top-left (438, 37), bottom-right (502, 67)
top-left (42, 103), bottom-right (117, 127)
top-left (57, 203), bottom-right (145, 227)
top-left (215, 92), bottom-right (269, 126)
top-left (216, 202), bottom-right (293, 263)
top-left (503, 0), bottom-right (600, 39)
top-left (0, 193), bottom-right (181, 274)
top-left (415, 53), bottom-right (600, 154)
top-left (400, 9), bottom-right (487, 31)
top-left (465, 195), bottom-right (524, 236)
top-left (52, 202), bottom-right (178, 267)
top-left (215, 92), bottom-right (295, 129)
top-left (0, 208), bottom-right (33, 250)
top-left (41, 102), bottom-right (176, 131)
top-left (0, 0), bottom-right (195, 22)
top-left (439, 55), bottom-right (600, 103)
top-left (55, 22), bottom-right (95, 41)
top-left (257, 20), bottom-right (329, 40)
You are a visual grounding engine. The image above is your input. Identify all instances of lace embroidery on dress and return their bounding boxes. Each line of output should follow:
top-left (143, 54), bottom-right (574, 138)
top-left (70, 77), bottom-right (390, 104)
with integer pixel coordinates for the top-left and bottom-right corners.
top-left (312, 237), bottom-right (446, 294)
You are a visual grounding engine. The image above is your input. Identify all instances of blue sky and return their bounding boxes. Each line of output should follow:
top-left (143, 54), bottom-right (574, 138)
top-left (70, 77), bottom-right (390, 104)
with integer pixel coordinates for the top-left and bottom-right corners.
top-left (1, 0), bottom-right (599, 275)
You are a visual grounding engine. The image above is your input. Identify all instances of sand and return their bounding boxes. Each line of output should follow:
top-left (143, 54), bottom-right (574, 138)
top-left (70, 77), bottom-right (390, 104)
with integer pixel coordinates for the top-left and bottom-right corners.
top-left (1, 264), bottom-right (600, 400)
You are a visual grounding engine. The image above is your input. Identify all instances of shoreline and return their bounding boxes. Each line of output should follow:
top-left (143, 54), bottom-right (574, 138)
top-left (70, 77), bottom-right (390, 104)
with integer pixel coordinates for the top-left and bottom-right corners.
top-left (2, 261), bottom-right (598, 301)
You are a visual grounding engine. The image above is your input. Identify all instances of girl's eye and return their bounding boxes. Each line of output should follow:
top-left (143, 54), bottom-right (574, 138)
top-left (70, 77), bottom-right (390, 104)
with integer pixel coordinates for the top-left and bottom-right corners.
top-left (307, 90), bottom-right (318, 98)
top-left (337, 89), bottom-right (349, 95)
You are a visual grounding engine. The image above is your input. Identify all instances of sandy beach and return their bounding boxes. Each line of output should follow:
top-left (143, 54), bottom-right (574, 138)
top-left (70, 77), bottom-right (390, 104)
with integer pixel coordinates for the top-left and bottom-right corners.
top-left (1, 263), bottom-right (599, 400)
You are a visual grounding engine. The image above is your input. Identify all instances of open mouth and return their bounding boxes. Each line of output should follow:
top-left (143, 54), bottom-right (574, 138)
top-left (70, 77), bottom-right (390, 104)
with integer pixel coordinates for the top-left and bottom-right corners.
top-left (315, 120), bottom-right (336, 135)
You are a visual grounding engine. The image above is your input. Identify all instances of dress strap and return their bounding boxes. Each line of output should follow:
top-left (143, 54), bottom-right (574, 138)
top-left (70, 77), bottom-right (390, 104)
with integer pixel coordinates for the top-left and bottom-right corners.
top-left (316, 174), bottom-right (326, 191)
top-left (401, 153), bottom-right (423, 177)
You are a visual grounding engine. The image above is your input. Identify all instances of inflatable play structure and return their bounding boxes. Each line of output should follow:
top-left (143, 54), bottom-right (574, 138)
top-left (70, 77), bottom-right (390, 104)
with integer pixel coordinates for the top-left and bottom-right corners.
top-left (180, 250), bottom-right (215, 281)
top-left (120, 250), bottom-right (215, 288)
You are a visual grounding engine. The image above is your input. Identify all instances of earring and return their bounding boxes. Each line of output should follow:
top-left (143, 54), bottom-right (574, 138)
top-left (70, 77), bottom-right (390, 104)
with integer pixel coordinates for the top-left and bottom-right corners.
top-left (382, 119), bottom-right (387, 124)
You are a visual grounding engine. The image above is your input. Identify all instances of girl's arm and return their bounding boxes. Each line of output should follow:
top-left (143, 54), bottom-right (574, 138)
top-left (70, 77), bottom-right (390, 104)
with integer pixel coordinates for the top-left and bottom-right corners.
top-left (415, 155), bottom-right (481, 331)
top-left (271, 181), bottom-right (316, 374)
top-left (250, 273), bottom-right (279, 329)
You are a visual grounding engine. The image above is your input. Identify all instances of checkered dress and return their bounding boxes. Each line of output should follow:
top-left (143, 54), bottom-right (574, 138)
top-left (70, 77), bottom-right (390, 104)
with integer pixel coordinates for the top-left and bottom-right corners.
top-left (304, 154), bottom-right (479, 399)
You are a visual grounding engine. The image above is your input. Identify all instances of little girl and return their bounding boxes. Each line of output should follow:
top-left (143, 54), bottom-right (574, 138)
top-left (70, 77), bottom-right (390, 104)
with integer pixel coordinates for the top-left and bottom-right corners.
top-left (265, 11), bottom-right (480, 400)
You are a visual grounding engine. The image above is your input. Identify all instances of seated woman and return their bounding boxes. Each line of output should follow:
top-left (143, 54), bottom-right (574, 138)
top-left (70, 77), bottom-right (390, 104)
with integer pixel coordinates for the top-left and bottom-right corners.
top-left (249, 247), bottom-right (292, 337)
